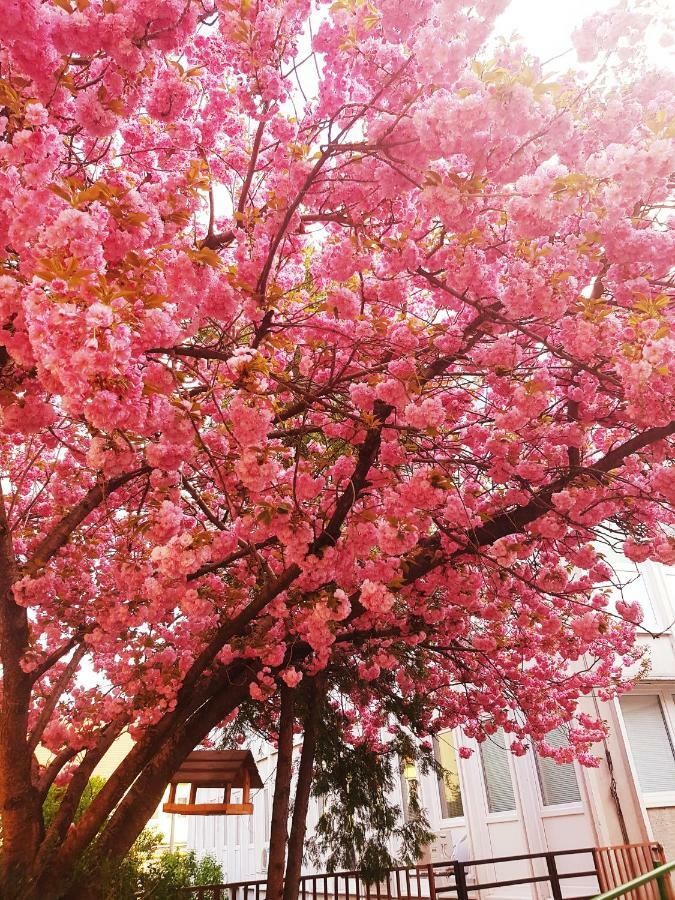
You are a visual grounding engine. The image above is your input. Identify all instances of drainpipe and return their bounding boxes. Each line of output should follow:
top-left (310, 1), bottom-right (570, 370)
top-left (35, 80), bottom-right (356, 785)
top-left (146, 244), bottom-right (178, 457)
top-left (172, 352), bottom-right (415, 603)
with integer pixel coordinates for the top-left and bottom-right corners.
top-left (591, 692), bottom-right (630, 845)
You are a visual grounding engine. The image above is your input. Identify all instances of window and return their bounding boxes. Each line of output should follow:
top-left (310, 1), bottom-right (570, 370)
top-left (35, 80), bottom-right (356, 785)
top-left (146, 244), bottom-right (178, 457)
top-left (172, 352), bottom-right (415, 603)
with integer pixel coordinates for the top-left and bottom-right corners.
top-left (599, 546), bottom-right (661, 631)
top-left (620, 694), bottom-right (675, 794)
top-left (535, 728), bottom-right (581, 806)
top-left (480, 731), bottom-right (517, 813)
top-left (401, 759), bottom-right (422, 823)
top-left (434, 732), bottom-right (464, 819)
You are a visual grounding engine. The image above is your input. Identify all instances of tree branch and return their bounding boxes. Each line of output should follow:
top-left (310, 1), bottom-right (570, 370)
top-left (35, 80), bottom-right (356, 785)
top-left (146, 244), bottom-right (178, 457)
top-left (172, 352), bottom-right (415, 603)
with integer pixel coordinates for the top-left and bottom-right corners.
top-left (24, 466), bottom-right (151, 577)
top-left (28, 644), bottom-right (87, 753)
top-left (401, 420), bottom-right (675, 585)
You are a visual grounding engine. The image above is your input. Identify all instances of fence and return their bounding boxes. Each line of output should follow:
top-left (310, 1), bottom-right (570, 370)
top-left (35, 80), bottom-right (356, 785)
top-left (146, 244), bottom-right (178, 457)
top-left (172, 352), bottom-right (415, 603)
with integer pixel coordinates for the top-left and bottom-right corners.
top-left (593, 844), bottom-right (674, 900)
top-left (179, 842), bottom-right (672, 900)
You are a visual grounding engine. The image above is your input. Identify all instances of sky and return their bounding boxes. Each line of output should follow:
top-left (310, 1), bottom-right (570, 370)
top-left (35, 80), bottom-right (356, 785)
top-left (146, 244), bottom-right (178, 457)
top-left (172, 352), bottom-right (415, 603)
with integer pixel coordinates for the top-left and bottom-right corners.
top-left (496, 0), bottom-right (672, 69)
top-left (497, 0), bottom-right (613, 61)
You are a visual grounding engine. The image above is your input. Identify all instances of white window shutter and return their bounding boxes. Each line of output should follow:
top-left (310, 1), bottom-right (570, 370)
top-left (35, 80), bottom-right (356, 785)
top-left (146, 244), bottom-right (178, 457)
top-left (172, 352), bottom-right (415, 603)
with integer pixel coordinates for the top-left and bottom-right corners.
top-left (620, 694), bottom-right (675, 793)
top-left (535, 727), bottom-right (582, 806)
top-left (480, 731), bottom-right (517, 813)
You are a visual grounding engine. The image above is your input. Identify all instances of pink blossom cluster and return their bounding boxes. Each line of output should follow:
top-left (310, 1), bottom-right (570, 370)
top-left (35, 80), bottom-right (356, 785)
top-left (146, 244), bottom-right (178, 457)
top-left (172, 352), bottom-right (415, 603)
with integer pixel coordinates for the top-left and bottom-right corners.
top-left (0, 0), bottom-right (672, 790)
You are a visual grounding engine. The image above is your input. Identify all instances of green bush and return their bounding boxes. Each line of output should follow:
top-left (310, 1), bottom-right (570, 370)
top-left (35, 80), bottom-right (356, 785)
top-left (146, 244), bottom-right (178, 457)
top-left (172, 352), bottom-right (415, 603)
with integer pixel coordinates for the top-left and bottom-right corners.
top-left (42, 777), bottom-right (223, 898)
top-left (43, 775), bottom-right (107, 829)
top-left (136, 847), bottom-right (224, 899)
top-left (103, 835), bottom-right (222, 899)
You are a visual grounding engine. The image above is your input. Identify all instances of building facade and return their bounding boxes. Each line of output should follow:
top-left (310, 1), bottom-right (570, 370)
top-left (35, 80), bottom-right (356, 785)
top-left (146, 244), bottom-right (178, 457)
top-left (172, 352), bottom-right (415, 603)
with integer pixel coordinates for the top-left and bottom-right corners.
top-left (184, 558), bottom-right (675, 893)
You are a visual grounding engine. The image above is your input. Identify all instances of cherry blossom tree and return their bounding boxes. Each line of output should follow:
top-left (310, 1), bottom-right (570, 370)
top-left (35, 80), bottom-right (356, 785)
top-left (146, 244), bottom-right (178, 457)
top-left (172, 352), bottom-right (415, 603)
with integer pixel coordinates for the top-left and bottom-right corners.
top-left (0, 0), bottom-right (674, 895)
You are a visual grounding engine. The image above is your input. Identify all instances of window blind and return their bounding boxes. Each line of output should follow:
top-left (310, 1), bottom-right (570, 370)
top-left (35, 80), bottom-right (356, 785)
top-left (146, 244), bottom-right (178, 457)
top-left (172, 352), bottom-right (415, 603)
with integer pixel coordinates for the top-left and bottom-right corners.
top-left (535, 727), bottom-right (581, 806)
top-left (620, 694), bottom-right (675, 793)
top-left (480, 731), bottom-right (517, 813)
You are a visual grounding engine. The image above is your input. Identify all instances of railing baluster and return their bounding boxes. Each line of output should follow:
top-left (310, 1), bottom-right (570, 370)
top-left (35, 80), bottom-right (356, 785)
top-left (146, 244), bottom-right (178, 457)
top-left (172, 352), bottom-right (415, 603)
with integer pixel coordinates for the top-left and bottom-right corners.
top-left (427, 863), bottom-right (436, 900)
top-left (453, 862), bottom-right (469, 900)
top-left (545, 853), bottom-right (563, 900)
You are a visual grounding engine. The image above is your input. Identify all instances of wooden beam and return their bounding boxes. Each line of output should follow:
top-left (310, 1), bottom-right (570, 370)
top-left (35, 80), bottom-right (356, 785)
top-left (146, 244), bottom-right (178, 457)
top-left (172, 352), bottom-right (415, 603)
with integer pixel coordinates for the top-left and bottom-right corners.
top-left (162, 802), bottom-right (254, 816)
top-left (242, 767), bottom-right (250, 805)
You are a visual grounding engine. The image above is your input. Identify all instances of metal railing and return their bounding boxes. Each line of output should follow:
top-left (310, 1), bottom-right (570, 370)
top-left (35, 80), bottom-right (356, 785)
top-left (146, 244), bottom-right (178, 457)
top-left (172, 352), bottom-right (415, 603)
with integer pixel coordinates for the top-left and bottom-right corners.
top-left (179, 842), bottom-right (669, 900)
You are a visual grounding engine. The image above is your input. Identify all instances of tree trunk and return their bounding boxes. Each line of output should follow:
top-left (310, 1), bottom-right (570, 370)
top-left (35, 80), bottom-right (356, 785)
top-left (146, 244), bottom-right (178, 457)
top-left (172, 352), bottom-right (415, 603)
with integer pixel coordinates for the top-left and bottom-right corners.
top-left (283, 677), bottom-right (325, 900)
top-left (32, 673), bottom-right (257, 900)
top-left (0, 484), bottom-right (45, 899)
top-left (266, 685), bottom-right (296, 900)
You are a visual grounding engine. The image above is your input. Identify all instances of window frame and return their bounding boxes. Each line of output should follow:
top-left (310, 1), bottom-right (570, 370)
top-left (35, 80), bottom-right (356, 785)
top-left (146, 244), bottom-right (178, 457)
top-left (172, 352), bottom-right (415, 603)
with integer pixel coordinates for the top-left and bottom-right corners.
top-left (433, 730), bottom-right (466, 824)
top-left (478, 731), bottom-right (519, 820)
top-left (618, 688), bottom-right (675, 809)
top-left (532, 727), bottom-right (584, 812)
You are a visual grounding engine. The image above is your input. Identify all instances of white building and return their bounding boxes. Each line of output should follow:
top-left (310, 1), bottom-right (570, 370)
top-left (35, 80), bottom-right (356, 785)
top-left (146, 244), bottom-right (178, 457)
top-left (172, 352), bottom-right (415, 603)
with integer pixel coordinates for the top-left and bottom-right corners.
top-left (185, 558), bottom-right (675, 892)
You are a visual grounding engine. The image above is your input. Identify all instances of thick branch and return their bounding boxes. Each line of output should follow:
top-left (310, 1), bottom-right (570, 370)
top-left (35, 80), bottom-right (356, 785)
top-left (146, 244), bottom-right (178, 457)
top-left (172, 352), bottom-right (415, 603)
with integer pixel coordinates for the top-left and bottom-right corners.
top-left (402, 421), bottom-right (675, 584)
top-left (266, 685), bottom-right (296, 900)
top-left (36, 747), bottom-right (78, 800)
top-left (28, 645), bottom-right (87, 754)
top-left (282, 676), bottom-right (325, 900)
top-left (29, 634), bottom-right (82, 685)
top-left (24, 466), bottom-right (151, 577)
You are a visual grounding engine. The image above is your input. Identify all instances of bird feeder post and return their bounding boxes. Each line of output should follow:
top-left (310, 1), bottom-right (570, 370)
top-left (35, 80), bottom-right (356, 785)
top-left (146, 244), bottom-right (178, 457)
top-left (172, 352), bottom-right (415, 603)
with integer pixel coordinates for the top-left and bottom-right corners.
top-left (242, 766), bottom-right (250, 806)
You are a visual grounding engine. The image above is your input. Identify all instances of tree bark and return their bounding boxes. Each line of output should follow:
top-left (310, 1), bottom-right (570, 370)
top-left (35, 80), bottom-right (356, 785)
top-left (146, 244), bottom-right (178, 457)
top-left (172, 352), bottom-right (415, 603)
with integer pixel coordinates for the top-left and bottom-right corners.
top-left (266, 685), bottom-right (296, 900)
top-left (283, 678), bottom-right (325, 900)
top-left (0, 483), bottom-right (44, 898)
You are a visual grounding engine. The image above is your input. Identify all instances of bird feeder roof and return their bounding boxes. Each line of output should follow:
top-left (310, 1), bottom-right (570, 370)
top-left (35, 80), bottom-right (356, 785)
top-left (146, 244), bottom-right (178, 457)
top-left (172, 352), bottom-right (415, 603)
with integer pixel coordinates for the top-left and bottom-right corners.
top-left (168, 749), bottom-right (263, 789)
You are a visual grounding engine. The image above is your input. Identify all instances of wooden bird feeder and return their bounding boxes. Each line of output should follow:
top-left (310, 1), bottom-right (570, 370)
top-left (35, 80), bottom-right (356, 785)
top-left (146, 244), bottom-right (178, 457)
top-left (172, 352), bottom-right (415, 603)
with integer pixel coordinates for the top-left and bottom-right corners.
top-left (163, 749), bottom-right (263, 816)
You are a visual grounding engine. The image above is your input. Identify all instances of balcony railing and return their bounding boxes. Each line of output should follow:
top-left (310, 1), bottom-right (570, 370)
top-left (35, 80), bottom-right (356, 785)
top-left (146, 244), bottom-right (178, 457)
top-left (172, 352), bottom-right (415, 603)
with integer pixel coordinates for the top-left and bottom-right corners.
top-left (179, 841), bottom-right (672, 900)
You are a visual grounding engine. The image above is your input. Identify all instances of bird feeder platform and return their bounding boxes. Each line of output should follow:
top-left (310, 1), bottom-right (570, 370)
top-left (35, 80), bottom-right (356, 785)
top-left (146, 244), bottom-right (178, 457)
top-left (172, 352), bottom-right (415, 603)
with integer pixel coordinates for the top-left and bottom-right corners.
top-left (163, 749), bottom-right (263, 816)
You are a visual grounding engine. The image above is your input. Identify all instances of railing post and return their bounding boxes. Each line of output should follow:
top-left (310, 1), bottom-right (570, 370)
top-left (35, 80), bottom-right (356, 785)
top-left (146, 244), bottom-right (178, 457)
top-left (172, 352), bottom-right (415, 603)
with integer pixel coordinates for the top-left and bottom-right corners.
top-left (653, 846), bottom-right (673, 900)
top-left (426, 864), bottom-right (436, 900)
top-left (454, 862), bottom-right (469, 900)
top-left (546, 853), bottom-right (564, 900)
